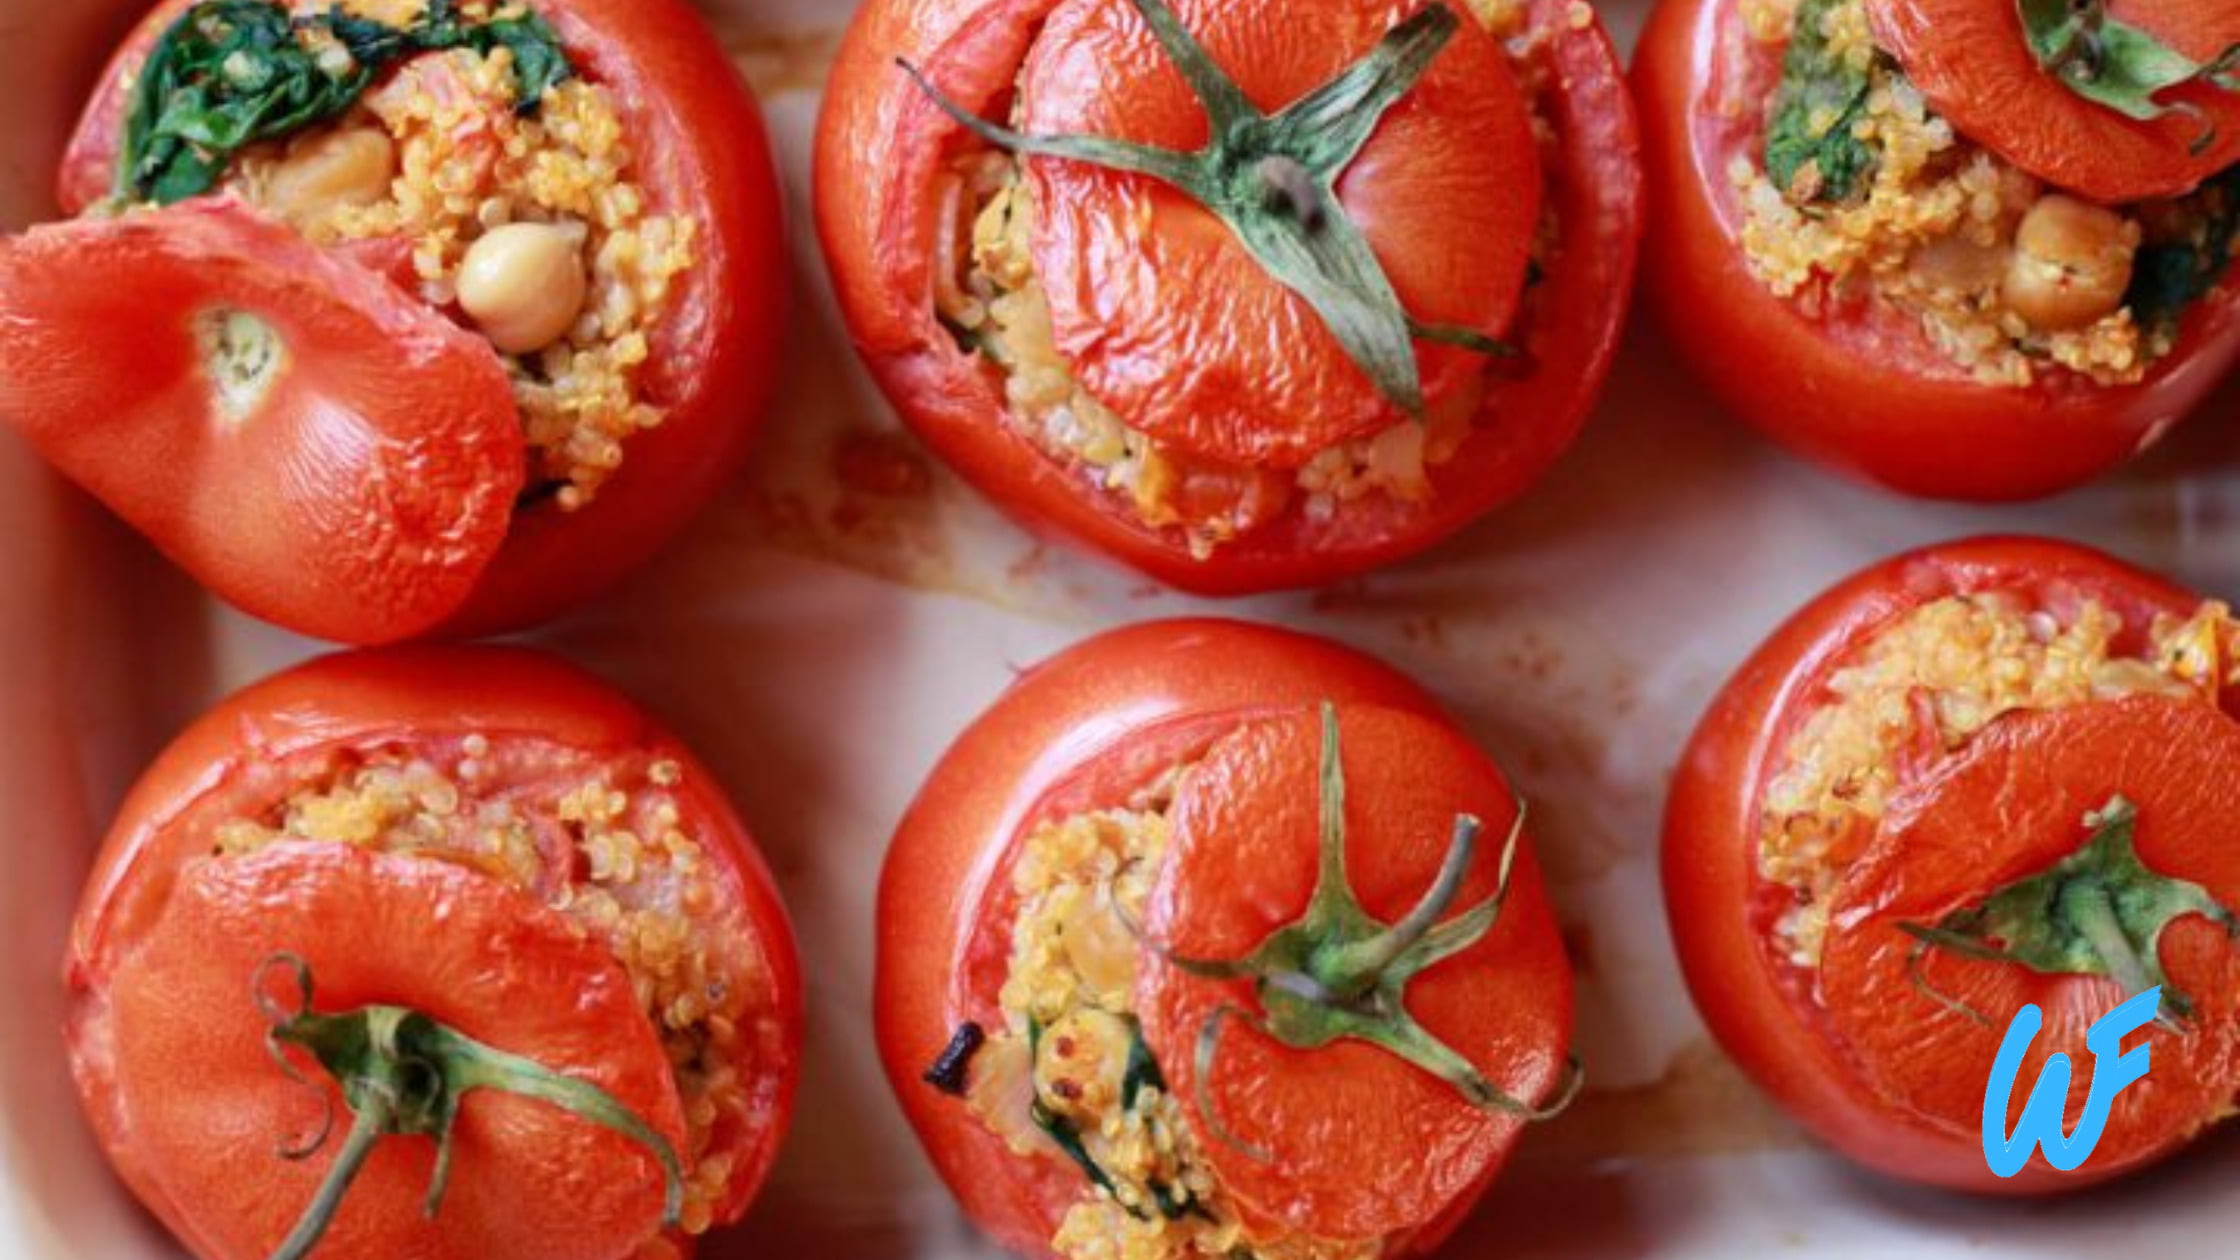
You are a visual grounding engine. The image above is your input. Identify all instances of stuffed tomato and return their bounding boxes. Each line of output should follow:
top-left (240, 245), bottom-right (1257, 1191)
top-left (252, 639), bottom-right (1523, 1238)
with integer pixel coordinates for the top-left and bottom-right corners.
top-left (816, 0), bottom-right (1640, 593)
top-left (67, 647), bottom-right (801, 1259)
top-left (879, 619), bottom-right (1576, 1259)
top-left (1666, 536), bottom-right (2240, 1191)
top-left (1637, 0), bottom-right (2240, 500)
top-left (0, 0), bottom-right (787, 642)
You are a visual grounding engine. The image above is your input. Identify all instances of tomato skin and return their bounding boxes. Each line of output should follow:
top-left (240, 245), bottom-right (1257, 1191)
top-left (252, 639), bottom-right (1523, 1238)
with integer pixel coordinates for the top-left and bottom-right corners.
top-left (877, 618), bottom-right (1568, 1256)
top-left (67, 646), bottom-right (804, 1255)
top-left (41, 0), bottom-right (788, 640)
top-left (1663, 536), bottom-right (2218, 1193)
top-left (1865, 0), bottom-right (2240, 205)
top-left (1815, 695), bottom-right (2240, 1178)
top-left (1635, 0), bottom-right (2240, 502)
top-left (0, 199), bottom-right (523, 644)
top-left (1140, 704), bottom-right (1569, 1243)
top-left (1015, 0), bottom-right (1540, 468)
top-left (814, 0), bottom-right (1640, 594)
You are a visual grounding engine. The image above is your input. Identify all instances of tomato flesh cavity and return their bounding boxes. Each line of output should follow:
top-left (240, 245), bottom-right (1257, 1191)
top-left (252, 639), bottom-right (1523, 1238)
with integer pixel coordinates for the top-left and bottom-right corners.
top-left (1018, 0), bottom-right (1541, 466)
top-left (0, 199), bottom-right (522, 643)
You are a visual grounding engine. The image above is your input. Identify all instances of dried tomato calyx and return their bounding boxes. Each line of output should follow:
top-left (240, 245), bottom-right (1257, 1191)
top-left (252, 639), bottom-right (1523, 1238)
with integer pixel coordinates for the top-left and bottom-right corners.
top-left (1900, 795), bottom-right (2240, 1025)
top-left (898, 0), bottom-right (1515, 418)
top-left (1156, 704), bottom-right (1579, 1156)
top-left (2018, 0), bottom-right (2240, 148)
top-left (252, 954), bottom-right (682, 1260)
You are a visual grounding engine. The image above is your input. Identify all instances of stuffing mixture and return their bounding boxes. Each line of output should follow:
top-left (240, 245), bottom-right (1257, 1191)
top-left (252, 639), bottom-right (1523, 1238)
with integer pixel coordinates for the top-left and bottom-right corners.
top-left (181, 0), bottom-right (693, 508)
top-left (1732, 0), bottom-right (2240, 387)
top-left (959, 774), bottom-right (1376, 1260)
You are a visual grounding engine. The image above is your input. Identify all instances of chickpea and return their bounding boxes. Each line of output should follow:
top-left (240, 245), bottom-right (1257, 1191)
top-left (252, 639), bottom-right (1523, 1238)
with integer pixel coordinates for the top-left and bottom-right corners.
top-left (2000, 194), bottom-right (2138, 332)
top-left (456, 222), bottom-right (589, 354)
top-left (267, 128), bottom-right (396, 221)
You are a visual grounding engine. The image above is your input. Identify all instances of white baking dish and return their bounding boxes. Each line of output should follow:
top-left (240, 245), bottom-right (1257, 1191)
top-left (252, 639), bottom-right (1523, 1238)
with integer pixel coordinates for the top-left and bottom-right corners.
top-left (7, 1), bottom-right (2240, 1256)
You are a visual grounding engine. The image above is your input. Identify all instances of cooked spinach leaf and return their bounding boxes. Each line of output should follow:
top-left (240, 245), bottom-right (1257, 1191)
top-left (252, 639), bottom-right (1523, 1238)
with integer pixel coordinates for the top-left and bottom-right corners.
top-left (2128, 167), bottom-right (2240, 330)
top-left (1021, 1017), bottom-right (1200, 1223)
top-left (1029, 1101), bottom-right (1122, 1198)
top-left (119, 0), bottom-right (574, 204)
top-left (1120, 1018), bottom-right (1164, 1110)
top-left (1765, 0), bottom-right (1876, 205)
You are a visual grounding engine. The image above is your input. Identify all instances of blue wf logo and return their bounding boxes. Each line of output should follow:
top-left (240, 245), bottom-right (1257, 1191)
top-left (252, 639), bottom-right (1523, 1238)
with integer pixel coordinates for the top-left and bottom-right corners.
top-left (1980, 987), bottom-right (2161, 1176)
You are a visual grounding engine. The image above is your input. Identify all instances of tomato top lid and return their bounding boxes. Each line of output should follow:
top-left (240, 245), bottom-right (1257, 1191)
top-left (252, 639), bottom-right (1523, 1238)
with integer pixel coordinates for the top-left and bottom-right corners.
top-left (1816, 694), bottom-right (2240, 1167)
top-left (1867, 0), bottom-right (2240, 203)
top-left (1136, 703), bottom-right (1573, 1245)
top-left (88, 843), bottom-right (688, 1260)
top-left (908, 0), bottom-right (1541, 467)
top-left (0, 199), bottom-right (523, 644)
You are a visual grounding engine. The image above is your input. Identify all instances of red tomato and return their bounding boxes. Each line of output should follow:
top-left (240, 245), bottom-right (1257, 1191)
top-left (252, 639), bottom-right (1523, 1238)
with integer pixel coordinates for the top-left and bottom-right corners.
top-left (1, 0), bottom-right (787, 642)
top-left (68, 646), bottom-right (803, 1259)
top-left (878, 619), bottom-right (1573, 1256)
top-left (1867, 0), bottom-right (2240, 204)
top-left (816, 0), bottom-right (1640, 593)
top-left (1665, 536), bottom-right (2240, 1192)
top-left (1636, 0), bottom-right (2240, 501)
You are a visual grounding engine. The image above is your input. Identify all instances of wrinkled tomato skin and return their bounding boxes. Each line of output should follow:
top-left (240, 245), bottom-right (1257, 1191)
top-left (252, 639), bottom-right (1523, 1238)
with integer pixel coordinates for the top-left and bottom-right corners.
top-left (1635, 0), bottom-right (2240, 502)
top-left (877, 619), bottom-right (1562, 1257)
top-left (1663, 536), bottom-right (2215, 1193)
top-left (67, 647), bottom-right (804, 1254)
top-left (51, 0), bottom-right (788, 639)
top-left (815, 0), bottom-right (1640, 594)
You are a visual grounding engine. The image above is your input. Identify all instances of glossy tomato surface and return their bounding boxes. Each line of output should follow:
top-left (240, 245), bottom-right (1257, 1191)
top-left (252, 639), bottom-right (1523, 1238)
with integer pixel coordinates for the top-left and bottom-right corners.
top-left (1664, 536), bottom-right (2240, 1192)
top-left (67, 646), bottom-right (803, 1260)
top-left (816, 0), bottom-right (1640, 594)
top-left (1865, 0), bottom-right (2240, 205)
top-left (1635, 0), bottom-right (2240, 501)
top-left (3, 0), bottom-right (787, 642)
top-left (878, 619), bottom-right (1572, 1256)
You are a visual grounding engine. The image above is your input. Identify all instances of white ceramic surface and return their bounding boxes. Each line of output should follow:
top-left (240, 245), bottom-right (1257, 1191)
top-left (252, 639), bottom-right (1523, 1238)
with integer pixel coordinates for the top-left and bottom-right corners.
top-left (8, 1), bottom-right (2240, 1256)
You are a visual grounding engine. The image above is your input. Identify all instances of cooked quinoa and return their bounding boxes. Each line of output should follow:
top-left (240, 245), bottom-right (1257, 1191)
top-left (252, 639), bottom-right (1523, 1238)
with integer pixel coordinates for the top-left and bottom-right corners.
top-left (212, 736), bottom-right (779, 1235)
top-left (1759, 593), bottom-right (2240, 964)
top-left (929, 0), bottom-right (1550, 556)
top-left (961, 775), bottom-right (1374, 1260)
top-left (216, 0), bottom-right (693, 509)
top-left (1732, 0), bottom-right (2239, 386)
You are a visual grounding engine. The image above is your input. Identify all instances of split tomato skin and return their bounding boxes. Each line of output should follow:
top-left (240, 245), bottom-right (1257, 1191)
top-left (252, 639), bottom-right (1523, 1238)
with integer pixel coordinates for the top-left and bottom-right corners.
top-left (815, 0), bottom-right (1640, 594)
top-left (1664, 536), bottom-right (2220, 1193)
top-left (878, 619), bottom-right (1570, 1256)
top-left (1635, 0), bottom-right (2240, 502)
top-left (67, 646), bottom-right (804, 1257)
top-left (35, 0), bottom-right (788, 640)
